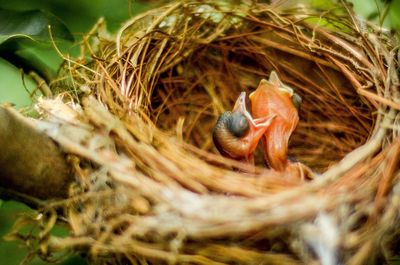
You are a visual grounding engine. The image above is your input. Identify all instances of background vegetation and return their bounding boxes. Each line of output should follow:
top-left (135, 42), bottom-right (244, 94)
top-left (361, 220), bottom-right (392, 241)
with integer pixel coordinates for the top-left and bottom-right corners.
top-left (0, 0), bottom-right (398, 264)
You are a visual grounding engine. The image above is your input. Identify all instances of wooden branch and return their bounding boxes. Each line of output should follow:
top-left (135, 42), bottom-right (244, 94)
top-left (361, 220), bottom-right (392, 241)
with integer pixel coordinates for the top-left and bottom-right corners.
top-left (0, 106), bottom-right (73, 203)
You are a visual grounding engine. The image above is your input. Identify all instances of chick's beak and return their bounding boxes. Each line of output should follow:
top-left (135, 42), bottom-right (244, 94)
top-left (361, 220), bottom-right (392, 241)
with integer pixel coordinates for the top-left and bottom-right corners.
top-left (232, 92), bottom-right (248, 115)
top-left (233, 91), bottom-right (274, 129)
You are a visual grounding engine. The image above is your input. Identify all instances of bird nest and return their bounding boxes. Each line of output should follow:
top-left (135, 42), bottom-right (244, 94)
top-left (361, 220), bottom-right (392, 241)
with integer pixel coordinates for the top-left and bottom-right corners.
top-left (9, 1), bottom-right (400, 264)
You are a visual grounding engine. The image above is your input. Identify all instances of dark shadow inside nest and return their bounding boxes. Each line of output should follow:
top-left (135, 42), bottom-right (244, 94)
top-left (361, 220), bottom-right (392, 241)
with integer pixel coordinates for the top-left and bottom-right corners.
top-left (149, 42), bottom-right (375, 173)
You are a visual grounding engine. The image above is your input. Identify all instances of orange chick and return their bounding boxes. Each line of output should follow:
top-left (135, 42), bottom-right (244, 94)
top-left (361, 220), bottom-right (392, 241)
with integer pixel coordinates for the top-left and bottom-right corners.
top-left (213, 92), bottom-right (275, 164)
top-left (250, 71), bottom-right (301, 171)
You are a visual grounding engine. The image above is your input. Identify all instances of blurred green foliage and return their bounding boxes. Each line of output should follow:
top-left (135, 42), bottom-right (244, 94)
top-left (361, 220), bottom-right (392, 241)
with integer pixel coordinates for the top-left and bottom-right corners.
top-left (0, 0), bottom-right (399, 264)
top-left (0, 9), bottom-right (74, 82)
top-left (0, 201), bottom-right (87, 265)
top-left (349, 0), bottom-right (400, 31)
top-left (0, 0), bottom-right (147, 108)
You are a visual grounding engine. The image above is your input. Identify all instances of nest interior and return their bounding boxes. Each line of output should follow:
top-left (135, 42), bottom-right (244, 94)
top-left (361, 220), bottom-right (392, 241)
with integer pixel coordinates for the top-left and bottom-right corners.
top-left (149, 17), bottom-right (375, 172)
top-left (15, 1), bottom-right (400, 265)
top-left (85, 1), bottom-right (381, 173)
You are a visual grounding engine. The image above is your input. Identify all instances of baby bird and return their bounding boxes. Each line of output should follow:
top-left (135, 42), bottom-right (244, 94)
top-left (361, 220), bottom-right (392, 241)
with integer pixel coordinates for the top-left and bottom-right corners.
top-left (250, 71), bottom-right (301, 171)
top-left (213, 92), bottom-right (274, 164)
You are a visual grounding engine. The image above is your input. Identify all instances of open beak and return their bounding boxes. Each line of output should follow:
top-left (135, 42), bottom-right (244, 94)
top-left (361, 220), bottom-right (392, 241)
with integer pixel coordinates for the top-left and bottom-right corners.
top-left (268, 71), bottom-right (294, 96)
top-left (232, 92), bottom-right (248, 115)
top-left (232, 92), bottom-right (274, 129)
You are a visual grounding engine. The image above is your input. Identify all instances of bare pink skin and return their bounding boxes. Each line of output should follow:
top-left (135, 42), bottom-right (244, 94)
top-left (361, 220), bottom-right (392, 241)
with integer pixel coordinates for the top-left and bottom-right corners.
top-left (250, 72), bottom-right (299, 171)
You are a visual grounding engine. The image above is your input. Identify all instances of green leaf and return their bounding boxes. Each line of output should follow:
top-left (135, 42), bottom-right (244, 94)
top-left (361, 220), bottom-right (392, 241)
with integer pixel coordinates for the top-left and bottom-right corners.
top-left (0, 8), bottom-right (74, 45)
top-left (0, 9), bottom-right (74, 80)
top-left (0, 58), bottom-right (37, 108)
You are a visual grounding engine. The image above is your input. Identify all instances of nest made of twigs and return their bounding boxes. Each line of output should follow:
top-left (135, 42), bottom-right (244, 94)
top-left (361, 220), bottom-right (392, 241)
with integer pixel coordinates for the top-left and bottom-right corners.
top-left (11, 1), bottom-right (400, 264)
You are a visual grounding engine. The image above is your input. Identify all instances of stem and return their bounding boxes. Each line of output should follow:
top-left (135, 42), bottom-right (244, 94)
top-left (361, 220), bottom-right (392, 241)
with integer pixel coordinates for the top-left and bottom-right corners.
top-left (0, 106), bottom-right (73, 203)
